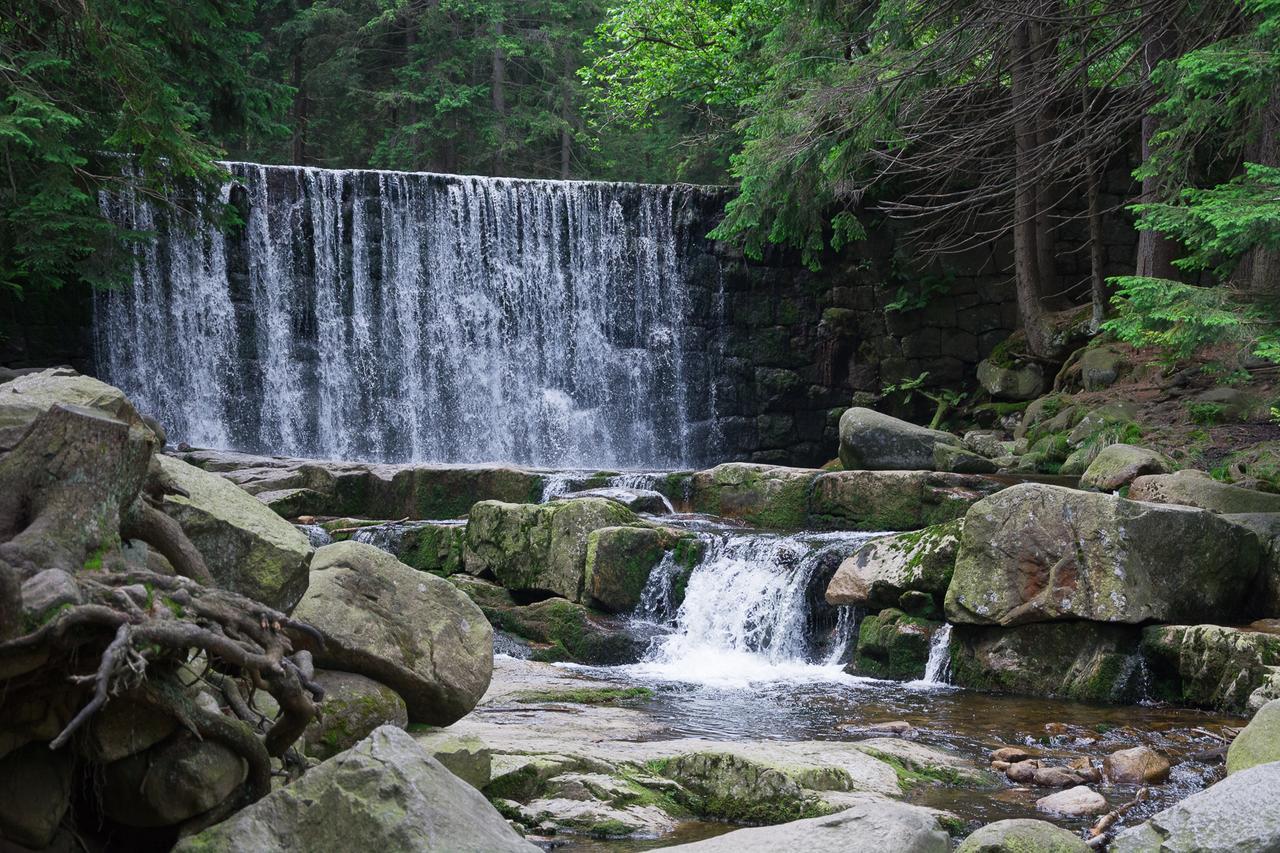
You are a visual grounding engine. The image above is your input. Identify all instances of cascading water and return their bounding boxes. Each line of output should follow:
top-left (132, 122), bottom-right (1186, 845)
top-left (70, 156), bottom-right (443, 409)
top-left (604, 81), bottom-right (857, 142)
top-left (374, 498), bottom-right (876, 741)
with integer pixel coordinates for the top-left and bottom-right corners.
top-left (629, 531), bottom-right (873, 685)
top-left (95, 163), bottom-right (724, 468)
top-left (915, 623), bottom-right (954, 686)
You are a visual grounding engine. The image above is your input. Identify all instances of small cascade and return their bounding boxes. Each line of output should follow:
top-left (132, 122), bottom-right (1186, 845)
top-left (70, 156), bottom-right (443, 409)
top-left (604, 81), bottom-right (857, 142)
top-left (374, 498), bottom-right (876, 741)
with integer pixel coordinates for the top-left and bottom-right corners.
top-left (296, 524), bottom-right (332, 549)
top-left (631, 530), bottom-right (875, 684)
top-left (822, 607), bottom-right (859, 667)
top-left (350, 524), bottom-right (405, 552)
top-left (632, 551), bottom-right (682, 624)
top-left (539, 472), bottom-right (582, 502)
top-left (607, 472), bottom-right (676, 513)
top-left (919, 623), bottom-right (954, 685)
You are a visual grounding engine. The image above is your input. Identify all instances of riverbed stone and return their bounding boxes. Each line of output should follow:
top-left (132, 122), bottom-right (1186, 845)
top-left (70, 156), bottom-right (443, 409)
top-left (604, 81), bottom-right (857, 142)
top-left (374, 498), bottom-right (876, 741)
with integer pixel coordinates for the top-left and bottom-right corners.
top-left (1226, 699), bottom-right (1280, 774)
top-left (293, 541), bottom-right (493, 724)
top-left (1035, 786), bottom-right (1106, 818)
top-left (392, 522), bottom-right (466, 575)
top-left (1079, 444), bottom-right (1173, 492)
top-left (464, 498), bottom-right (642, 601)
top-left (1141, 624), bottom-right (1280, 713)
top-left (1103, 746), bottom-right (1171, 784)
top-left (838, 407), bottom-right (962, 471)
top-left (0, 741), bottom-right (73, 848)
top-left (945, 484), bottom-right (1261, 626)
top-left (957, 818), bottom-right (1090, 853)
top-left (102, 731), bottom-right (247, 827)
top-left (808, 470), bottom-right (1002, 531)
top-left (175, 726), bottom-right (538, 853)
top-left (303, 670), bottom-right (408, 760)
top-left (585, 526), bottom-right (669, 613)
top-left (155, 454), bottom-right (313, 611)
top-left (563, 486), bottom-right (671, 515)
top-left (659, 796), bottom-right (951, 852)
top-left (1129, 468), bottom-right (1280, 514)
top-left (848, 609), bottom-right (940, 681)
top-left (1109, 760), bottom-right (1280, 852)
top-left (826, 521), bottom-right (960, 610)
top-left (950, 622), bottom-right (1143, 702)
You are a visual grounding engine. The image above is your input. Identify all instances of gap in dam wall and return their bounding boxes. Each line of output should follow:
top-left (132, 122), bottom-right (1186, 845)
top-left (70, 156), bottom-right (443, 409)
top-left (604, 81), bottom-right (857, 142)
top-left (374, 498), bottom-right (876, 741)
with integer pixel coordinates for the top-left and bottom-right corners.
top-left (0, 162), bottom-right (1140, 468)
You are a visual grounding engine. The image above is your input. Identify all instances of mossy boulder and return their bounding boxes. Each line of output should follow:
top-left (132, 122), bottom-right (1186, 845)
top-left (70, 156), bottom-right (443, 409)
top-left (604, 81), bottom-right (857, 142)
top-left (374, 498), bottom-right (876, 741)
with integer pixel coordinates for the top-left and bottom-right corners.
top-left (946, 484), bottom-right (1261, 626)
top-left (934, 444), bottom-right (999, 474)
top-left (808, 470), bottom-right (1002, 532)
top-left (464, 498), bottom-right (643, 601)
top-left (838, 407), bottom-right (961, 471)
top-left (489, 598), bottom-right (642, 665)
top-left (949, 622), bottom-right (1144, 702)
top-left (1222, 512), bottom-right (1280, 616)
top-left (1130, 469), bottom-right (1280, 514)
top-left (303, 670), bottom-right (408, 761)
top-left (586, 526), bottom-right (670, 613)
top-left (826, 521), bottom-right (961, 610)
top-left (1079, 344), bottom-right (1129, 392)
top-left (957, 818), bottom-right (1090, 853)
top-left (848, 609), bottom-right (940, 680)
top-left (397, 522), bottom-right (466, 575)
top-left (1141, 624), bottom-right (1280, 713)
top-left (976, 360), bottom-right (1045, 402)
top-left (102, 732), bottom-right (247, 828)
top-left (689, 463), bottom-right (817, 530)
top-left (293, 541), bottom-right (493, 724)
top-left (155, 454), bottom-right (313, 611)
top-left (1079, 444), bottom-right (1173, 492)
top-left (1226, 699), bottom-right (1280, 774)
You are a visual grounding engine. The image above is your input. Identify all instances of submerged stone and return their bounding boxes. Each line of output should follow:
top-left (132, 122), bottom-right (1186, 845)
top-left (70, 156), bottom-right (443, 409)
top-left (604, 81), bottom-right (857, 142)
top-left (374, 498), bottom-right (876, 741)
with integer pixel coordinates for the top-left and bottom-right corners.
top-left (848, 609), bottom-right (940, 681)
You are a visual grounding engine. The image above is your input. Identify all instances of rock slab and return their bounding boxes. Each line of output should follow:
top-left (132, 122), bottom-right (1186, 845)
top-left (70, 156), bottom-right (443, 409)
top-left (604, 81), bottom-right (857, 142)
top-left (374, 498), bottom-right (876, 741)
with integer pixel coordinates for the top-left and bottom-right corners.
top-left (174, 726), bottom-right (538, 853)
top-left (839, 408), bottom-right (961, 471)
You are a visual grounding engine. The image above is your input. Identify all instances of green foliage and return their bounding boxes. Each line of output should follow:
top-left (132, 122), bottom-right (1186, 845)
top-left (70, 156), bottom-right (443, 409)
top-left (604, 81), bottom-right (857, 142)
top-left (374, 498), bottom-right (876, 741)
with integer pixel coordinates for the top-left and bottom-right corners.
top-left (1187, 402), bottom-right (1226, 426)
top-left (881, 371), bottom-right (964, 430)
top-left (884, 275), bottom-right (952, 314)
top-left (1102, 276), bottom-right (1280, 363)
top-left (0, 0), bottom-right (289, 296)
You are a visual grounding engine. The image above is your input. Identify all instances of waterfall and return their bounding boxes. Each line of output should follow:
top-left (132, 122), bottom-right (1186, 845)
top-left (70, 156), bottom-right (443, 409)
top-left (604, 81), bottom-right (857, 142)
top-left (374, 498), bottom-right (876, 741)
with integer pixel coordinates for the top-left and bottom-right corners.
top-left (95, 163), bottom-right (723, 469)
top-left (917, 623), bottom-right (954, 686)
top-left (630, 531), bottom-right (873, 685)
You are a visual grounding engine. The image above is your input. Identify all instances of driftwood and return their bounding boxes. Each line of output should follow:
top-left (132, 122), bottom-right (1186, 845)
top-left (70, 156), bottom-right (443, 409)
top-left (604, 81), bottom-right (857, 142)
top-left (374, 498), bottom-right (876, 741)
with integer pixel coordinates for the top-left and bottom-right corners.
top-left (0, 403), bottom-right (326, 835)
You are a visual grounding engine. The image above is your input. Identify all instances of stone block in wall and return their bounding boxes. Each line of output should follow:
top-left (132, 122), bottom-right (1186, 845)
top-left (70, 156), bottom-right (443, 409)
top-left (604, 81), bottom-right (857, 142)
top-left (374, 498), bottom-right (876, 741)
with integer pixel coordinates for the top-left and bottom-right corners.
top-left (755, 414), bottom-right (795, 449)
top-left (901, 327), bottom-right (944, 360)
top-left (920, 301), bottom-right (958, 329)
top-left (947, 331), bottom-right (980, 365)
top-left (957, 305), bottom-right (1003, 336)
top-left (754, 367), bottom-right (805, 410)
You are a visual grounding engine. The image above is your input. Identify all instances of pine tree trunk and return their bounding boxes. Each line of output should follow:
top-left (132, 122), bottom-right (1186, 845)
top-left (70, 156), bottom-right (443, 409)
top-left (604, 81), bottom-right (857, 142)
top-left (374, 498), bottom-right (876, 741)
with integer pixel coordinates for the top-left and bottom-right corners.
top-left (1012, 21), bottom-right (1051, 356)
top-left (1135, 11), bottom-right (1179, 279)
top-left (291, 53), bottom-right (307, 165)
top-left (492, 19), bottom-right (507, 175)
top-left (1247, 82), bottom-right (1280, 294)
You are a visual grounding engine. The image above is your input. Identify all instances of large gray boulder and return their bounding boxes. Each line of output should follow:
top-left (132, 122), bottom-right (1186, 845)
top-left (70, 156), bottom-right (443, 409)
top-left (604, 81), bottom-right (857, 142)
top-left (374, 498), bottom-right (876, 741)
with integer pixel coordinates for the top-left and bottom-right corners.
top-left (156, 454), bottom-right (312, 611)
top-left (464, 498), bottom-right (642, 601)
top-left (945, 484), bottom-right (1261, 626)
top-left (957, 819), bottom-right (1089, 852)
top-left (1129, 469), bottom-right (1280, 514)
top-left (656, 795), bottom-right (950, 852)
top-left (1109, 760), bottom-right (1280, 852)
top-left (293, 541), bottom-right (492, 725)
top-left (838, 408), bottom-right (961, 471)
top-left (0, 367), bottom-right (151, 451)
top-left (826, 521), bottom-right (960, 611)
top-left (1226, 699), bottom-right (1280, 774)
top-left (174, 726), bottom-right (538, 853)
